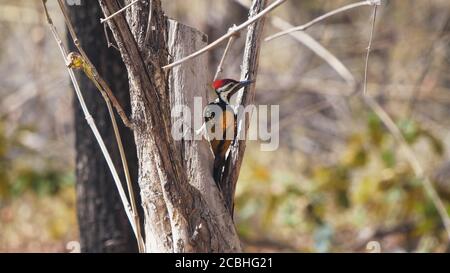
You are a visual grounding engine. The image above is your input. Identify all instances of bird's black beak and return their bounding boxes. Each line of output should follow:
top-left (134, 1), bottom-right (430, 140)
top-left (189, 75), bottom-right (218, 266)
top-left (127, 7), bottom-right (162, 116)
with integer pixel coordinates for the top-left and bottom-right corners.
top-left (238, 79), bottom-right (254, 89)
top-left (228, 80), bottom-right (254, 98)
top-left (229, 80), bottom-right (254, 97)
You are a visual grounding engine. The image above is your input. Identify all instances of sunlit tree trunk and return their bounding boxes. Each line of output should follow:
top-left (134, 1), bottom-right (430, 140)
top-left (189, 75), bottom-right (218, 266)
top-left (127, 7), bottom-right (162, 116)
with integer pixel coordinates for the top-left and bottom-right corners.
top-left (98, 0), bottom-right (249, 252)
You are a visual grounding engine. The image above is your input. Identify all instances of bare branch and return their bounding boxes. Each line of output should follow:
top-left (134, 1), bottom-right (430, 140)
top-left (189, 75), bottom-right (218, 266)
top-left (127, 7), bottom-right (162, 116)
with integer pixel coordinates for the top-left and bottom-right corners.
top-left (144, 0), bottom-right (153, 44)
top-left (163, 0), bottom-right (286, 70)
top-left (234, 0), bottom-right (355, 86)
top-left (100, 0), bottom-right (139, 24)
top-left (57, 0), bottom-right (134, 129)
top-left (58, 1), bottom-right (144, 252)
top-left (67, 52), bottom-right (145, 252)
top-left (214, 34), bottom-right (237, 81)
top-left (364, 96), bottom-right (450, 241)
top-left (103, 23), bottom-right (120, 50)
top-left (41, 0), bottom-right (144, 250)
top-left (270, 17), bottom-right (355, 86)
top-left (363, 5), bottom-right (378, 95)
top-left (265, 0), bottom-right (380, 42)
top-left (359, 1), bottom-right (450, 241)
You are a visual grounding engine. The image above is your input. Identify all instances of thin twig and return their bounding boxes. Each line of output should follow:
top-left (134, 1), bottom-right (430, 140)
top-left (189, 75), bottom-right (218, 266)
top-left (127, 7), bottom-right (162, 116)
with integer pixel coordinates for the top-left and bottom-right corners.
top-left (406, 12), bottom-right (449, 115)
top-left (363, 5), bottom-right (378, 95)
top-left (265, 0), bottom-right (380, 42)
top-left (105, 94), bottom-right (145, 253)
top-left (214, 34), bottom-right (237, 80)
top-left (163, 0), bottom-right (286, 70)
top-left (144, 0), bottom-right (153, 44)
top-left (364, 96), bottom-right (450, 241)
top-left (277, 88), bottom-right (359, 132)
top-left (359, 1), bottom-right (450, 241)
top-left (270, 17), bottom-right (355, 86)
top-left (57, 0), bottom-right (134, 129)
top-left (45, 0), bottom-right (145, 252)
top-left (41, 0), bottom-right (141, 245)
top-left (67, 53), bottom-right (145, 253)
top-left (234, 0), bottom-right (355, 86)
top-left (100, 0), bottom-right (139, 24)
top-left (234, 0), bottom-right (358, 129)
top-left (103, 23), bottom-right (120, 51)
top-left (57, 0), bottom-right (144, 252)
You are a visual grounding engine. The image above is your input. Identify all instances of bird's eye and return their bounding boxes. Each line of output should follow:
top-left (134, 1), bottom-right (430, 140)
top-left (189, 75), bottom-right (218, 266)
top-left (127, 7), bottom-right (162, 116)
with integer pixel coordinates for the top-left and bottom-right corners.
top-left (204, 109), bottom-right (215, 119)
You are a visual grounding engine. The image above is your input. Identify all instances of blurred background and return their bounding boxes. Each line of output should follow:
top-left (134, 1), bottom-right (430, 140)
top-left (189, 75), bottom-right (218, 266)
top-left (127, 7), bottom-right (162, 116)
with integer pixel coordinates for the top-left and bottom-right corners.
top-left (1, 0), bottom-right (450, 252)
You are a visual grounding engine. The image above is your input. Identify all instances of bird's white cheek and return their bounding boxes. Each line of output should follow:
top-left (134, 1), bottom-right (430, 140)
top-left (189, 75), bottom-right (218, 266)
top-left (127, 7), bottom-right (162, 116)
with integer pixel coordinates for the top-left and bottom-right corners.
top-left (220, 93), bottom-right (229, 104)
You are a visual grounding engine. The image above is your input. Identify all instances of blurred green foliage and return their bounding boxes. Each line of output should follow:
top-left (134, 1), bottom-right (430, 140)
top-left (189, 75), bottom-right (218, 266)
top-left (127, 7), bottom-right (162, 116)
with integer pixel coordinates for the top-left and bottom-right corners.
top-left (0, 119), bottom-right (76, 252)
top-left (0, 119), bottom-right (73, 201)
top-left (236, 111), bottom-right (448, 252)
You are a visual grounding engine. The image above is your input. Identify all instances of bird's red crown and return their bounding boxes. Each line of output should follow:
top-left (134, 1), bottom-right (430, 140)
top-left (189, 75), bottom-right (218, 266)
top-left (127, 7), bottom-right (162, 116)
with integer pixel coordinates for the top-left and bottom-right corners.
top-left (212, 79), bottom-right (237, 90)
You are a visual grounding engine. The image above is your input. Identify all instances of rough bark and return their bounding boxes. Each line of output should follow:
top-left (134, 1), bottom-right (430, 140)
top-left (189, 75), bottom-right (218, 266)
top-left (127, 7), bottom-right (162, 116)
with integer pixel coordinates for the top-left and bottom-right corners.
top-left (68, 0), bottom-right (140, 253)
top-left (98, 0), bottom-right (241, 252)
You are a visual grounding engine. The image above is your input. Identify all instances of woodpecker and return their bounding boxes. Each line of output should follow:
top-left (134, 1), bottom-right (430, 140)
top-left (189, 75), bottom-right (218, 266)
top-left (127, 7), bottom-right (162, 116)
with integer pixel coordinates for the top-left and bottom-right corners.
top-left (203, 78), bottom-right (254, 185)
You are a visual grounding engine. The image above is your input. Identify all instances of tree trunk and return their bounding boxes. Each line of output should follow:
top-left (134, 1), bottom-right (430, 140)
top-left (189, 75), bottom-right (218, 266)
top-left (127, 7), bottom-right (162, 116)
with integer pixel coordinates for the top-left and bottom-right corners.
top-left (96, 0), bottom-right (268, 252)
top-left (97, 0), bottom-right (243, 252)
top-left (67, 0), bottom-right (140, 253)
